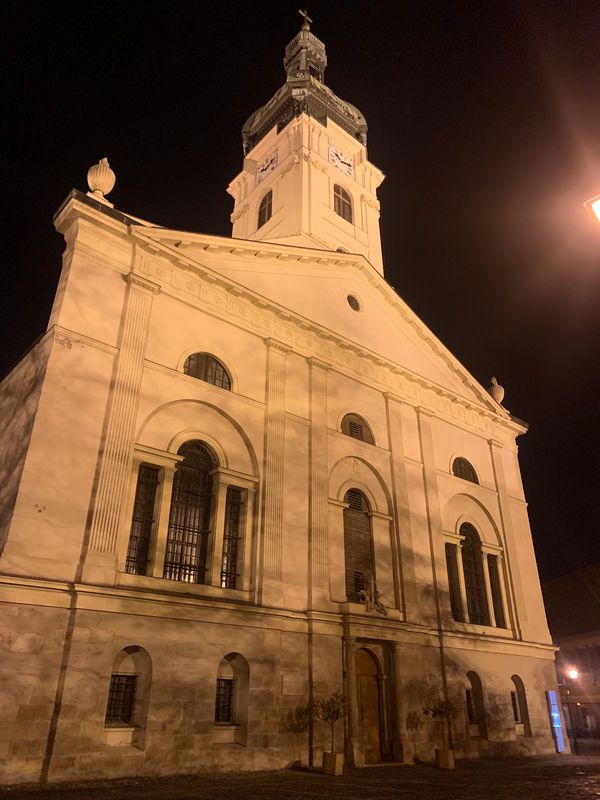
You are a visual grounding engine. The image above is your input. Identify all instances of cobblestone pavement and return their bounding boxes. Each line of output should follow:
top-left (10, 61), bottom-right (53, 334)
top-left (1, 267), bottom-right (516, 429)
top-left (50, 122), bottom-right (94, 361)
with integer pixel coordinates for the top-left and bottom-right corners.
top-left (3, 756), bottom-right (600, 800)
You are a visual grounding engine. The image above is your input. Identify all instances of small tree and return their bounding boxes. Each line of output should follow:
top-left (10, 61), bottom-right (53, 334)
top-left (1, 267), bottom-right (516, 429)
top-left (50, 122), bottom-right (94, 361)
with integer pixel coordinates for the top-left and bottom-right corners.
top-left (315, 692), bottom-right (345, 753)
top-left (423, 699), bottom-right (456, 750)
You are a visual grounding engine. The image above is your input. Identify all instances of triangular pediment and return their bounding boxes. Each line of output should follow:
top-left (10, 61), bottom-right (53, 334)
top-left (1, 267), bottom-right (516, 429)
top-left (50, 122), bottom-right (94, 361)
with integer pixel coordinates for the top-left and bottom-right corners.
top-left (135, 227), bottom-right (504, 415)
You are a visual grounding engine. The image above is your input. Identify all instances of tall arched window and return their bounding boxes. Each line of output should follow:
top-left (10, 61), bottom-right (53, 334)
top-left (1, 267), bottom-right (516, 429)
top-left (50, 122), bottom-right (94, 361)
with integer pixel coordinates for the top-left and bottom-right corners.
top-left (511, 675), bottom-right (531, 736)
top-left (334, 184), bottom-right (353, 223)
top-left (460, 523), bottom-right (490, 625)
top-left (466, 670), bottom-right (487, 738)
top-left (214, 652), bottom-right (249, 745)
top-left (104, 646), bottom-right (152, 748)
top-left (257, 190), bottom-right (272, 229)
top-left (183, 352), bottom-right (231, 390)
top-left (343, 488), bottom-right (374, 602)
top-left (452, 457), bottom-right (479, 484)
top-left (341, 413), bottom-right (374, 444)
top-left (163, 440), bottom-right (217, 583)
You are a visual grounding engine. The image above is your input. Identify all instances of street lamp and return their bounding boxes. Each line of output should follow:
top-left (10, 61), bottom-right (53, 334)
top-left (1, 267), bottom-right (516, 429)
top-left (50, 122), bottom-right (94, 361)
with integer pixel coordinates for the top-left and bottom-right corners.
top-left (585, 195), bottom-right (600, 223)
top-left (565, 667), bottom-right (580, 755)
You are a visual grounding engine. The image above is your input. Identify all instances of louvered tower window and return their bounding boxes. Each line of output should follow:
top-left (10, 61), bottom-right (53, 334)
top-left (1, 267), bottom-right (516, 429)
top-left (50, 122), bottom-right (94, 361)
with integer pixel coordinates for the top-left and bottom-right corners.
top-left (221, 487), bottom-right (243, 589)
top-left (452, 457), bottom-right (479, 484)
top-left (333, 184), bottom-right (353, 222)
top-left (125, 465), bottom-right (159, 575)
top-left (341, 413), bottom-right (374, 444)
top-left (258, 190), bottom-right (272, 229)
top-left (163, 440), bottom-right (216, 584)
top-left (183, 353), bottom-right (232, 390)
top-left (460, 523), bottom-right (490, 625)
top-left (343, 489), bottom-right (374, 602)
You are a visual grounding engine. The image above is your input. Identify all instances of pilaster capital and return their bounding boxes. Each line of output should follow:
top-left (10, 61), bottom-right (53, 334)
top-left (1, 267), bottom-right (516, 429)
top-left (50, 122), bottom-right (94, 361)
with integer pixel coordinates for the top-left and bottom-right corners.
top-left (307, 356), bottom-right (330, 371)
top-left (416, 406), bottom-right (433, 420)
top-left (264, 337), bottom-right (291, 354)
top-left (384, 392), bottom-right (405, 406)
top-left (132, 444), bottom-right (183, 469)
top-left (125, 272), bottom-right (161, 294)
top-left (488, 438), bottom-right (504, 449)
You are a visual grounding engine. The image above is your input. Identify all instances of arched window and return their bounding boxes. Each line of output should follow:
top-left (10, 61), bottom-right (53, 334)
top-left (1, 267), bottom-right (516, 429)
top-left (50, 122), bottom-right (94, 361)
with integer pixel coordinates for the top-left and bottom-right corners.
top-left (183, 352), bottom-right (231, 391)
top-left (460, 523), bottom-right (490, 626)
top-left (334, 184), bottom-right (353, 223)
top-left (452, 457), bottom-right (479, 484)
top-left (125, 464), bottom-right (159, 575)
top-left (445, 542), bottom-right (464, 622)
top-left (214, 653), bottom-right (249, 745)
top-left (343, 489), bottom-right (374, 602)
top-left (257, 190), bottom-right (272, 229)
top-left (341, 413), bottom-right (374, 444)
top-left (511, 675), bottom-right (531, 736)
top-left (105, 646), bottom-right (152, 748)
top-left (163, 440), bottom-right (217, 583)
top-left (466, 671), bottom-right (487, 738)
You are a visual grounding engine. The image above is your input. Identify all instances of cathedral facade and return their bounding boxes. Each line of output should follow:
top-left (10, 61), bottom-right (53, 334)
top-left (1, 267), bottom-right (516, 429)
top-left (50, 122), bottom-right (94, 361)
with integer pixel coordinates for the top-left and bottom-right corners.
top-left (0, 19), bottom-right (565, 784)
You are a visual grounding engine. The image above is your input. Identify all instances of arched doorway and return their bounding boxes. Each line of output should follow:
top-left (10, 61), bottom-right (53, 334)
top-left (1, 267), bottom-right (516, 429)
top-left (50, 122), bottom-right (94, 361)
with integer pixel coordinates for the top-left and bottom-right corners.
top-left (355, 648), bottom-right (382, 763)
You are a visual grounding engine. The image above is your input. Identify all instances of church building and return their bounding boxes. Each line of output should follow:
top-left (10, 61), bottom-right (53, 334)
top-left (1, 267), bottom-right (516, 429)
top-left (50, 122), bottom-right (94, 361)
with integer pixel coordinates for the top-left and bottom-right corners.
top-left (0, 16), bottom-right (565, 784)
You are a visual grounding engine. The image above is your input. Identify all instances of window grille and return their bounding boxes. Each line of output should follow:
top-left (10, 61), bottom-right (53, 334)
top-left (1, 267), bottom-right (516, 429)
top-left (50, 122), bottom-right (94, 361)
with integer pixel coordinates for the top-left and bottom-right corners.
top-left (343, 489), bottom-right (374, 602)
top-left (258, 190), bottom-right (273, 229)
top-left (487, 554), bottom-right (506, 628)
top-left (341, 413), bottom-right (374, 444)
top-left (163, 441), bottom-right (216, 583)
top-left (334, 184), bottom-right (353, 223)
top-left (452, 457), bottom-right (479, 484)
top-left (214, 678), bottom-right (235, 723)
top-left (511, 690), bottom-right (521, 723)
top-left (460, 523), bottom-right (490, 626)
top-left (183, 353), bottom-right (231, 390)
top-left (221, 487), bottom-right (242, 589)
top-left (445, 542), bottom-right (464, 621)
top-left (465, 688), bottom-right (476, 723)
top-left (125, 465), bottom-right (159, 575)
top-left (105, 674), bottom-right (138, 727)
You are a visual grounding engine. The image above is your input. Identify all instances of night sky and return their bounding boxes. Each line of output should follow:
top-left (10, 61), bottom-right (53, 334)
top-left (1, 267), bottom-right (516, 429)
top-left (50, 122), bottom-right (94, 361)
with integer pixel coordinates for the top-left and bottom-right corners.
top-left (2, 1), bottom-right (600, 582)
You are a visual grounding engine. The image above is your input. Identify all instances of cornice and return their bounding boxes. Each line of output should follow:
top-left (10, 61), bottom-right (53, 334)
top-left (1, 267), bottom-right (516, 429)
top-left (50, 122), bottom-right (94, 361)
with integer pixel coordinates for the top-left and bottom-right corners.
top-left (126, 230), bottom-right (522, 441)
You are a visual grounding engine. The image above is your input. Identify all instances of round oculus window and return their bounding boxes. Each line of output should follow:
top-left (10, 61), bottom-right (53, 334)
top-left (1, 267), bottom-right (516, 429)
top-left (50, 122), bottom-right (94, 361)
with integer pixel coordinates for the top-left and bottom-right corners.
top-left (347, 294), bottom-right (361, 312)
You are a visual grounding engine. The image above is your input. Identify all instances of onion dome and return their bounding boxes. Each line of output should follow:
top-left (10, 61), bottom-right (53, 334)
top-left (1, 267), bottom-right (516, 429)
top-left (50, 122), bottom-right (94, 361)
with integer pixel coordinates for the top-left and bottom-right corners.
top-left (242, 13), bottom-right (368, 155)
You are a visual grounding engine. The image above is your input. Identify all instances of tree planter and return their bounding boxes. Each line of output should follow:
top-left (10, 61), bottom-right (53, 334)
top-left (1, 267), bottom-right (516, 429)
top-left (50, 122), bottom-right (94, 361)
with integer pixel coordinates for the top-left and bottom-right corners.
top-left (435, 748), bottom-right (455, 769)
top-left (322, 751), bottom-right (344, 775)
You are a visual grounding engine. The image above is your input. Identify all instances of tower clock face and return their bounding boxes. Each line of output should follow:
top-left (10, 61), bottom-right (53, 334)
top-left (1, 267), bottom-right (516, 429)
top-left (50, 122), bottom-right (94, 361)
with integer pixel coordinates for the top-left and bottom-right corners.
top-left (257, 151), bottom-right (277, 183)
top-left (328, 145), bottom-right (354, 177)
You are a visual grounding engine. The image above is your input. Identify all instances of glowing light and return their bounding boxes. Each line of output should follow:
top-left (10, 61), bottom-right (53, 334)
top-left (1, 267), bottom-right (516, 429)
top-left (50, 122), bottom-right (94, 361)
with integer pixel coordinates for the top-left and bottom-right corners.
top-left (585, 195), bottom-right (600, 223)
top-left (567, 667), bottom-right (579, 681)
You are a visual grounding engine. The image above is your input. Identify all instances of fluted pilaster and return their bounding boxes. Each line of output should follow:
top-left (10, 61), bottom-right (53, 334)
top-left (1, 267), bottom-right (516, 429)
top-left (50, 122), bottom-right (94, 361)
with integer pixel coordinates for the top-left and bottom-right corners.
top-left (262, 338), bottom-right (289, 582)
top-left (88, 272), bottom-right (159, 555)
top-left (308, 358), bottom-right (328, 596)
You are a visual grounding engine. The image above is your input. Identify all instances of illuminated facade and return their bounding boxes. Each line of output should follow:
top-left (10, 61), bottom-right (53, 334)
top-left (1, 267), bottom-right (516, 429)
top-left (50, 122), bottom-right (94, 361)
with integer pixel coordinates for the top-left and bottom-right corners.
top-left (0, 18), bottom-right (564, 784)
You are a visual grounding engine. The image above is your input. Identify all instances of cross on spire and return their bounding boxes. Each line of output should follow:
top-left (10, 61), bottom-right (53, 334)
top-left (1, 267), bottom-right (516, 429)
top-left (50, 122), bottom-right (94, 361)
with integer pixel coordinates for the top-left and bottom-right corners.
top-left (298, 9), bottom-right (312, 30)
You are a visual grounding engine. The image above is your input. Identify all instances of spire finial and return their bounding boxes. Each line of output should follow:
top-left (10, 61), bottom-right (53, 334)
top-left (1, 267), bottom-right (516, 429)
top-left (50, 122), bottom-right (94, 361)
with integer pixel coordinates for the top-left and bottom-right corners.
top-left (298, 8), bottom-right (312, 31)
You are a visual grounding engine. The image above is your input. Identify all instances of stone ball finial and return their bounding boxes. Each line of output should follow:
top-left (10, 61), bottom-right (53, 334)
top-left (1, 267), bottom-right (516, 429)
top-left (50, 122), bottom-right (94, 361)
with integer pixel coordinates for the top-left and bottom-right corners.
top-left (87, 157), bottom-right (116, 200)
top-left (488, 376), bottom-right (505, 405)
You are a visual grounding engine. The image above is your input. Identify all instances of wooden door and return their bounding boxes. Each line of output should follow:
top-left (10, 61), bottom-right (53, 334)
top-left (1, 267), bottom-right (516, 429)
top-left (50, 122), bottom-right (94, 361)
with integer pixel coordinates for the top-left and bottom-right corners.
top-left (356, 648), bottom-right (382, 764)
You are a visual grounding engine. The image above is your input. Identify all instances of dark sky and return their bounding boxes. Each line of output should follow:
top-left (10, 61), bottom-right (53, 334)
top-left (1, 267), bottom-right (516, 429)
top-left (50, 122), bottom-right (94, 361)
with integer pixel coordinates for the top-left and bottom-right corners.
top-left (2, 0), bottom-right (600, 581)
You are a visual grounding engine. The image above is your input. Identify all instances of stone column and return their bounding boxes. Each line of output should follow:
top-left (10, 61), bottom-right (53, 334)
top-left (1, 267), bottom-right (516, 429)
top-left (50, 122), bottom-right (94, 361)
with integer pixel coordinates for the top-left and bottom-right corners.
top-left (308, 358), bottom-right (329, 605)
top-left (488, 439), bottom-right (521, 638)
top-left (481, 547), bottom-right (496, 627)
top-left (205, 474), bottom-right (228, 587)
top-left (343, 634), bottom-right (360, 766)
top-left (455, 539), bottom-right (469, 622)
top-left (260, 338), bottom-right (289, 604)
top-left (384, 393), bottom-right (418, 620)
top-left (83, 271), bottom-right (159, 583)
top-left (392, 642), bottom-right (413, 763)
top-left (150, 463), bottom-right (177, 578)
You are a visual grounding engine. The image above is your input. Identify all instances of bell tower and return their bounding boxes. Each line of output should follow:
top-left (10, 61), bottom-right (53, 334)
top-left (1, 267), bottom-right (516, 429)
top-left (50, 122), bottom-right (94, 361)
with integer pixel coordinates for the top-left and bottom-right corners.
top-left (227, 13), bottom-right (385, 275)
